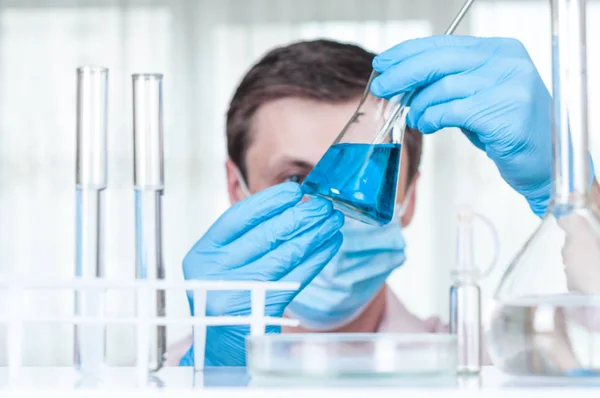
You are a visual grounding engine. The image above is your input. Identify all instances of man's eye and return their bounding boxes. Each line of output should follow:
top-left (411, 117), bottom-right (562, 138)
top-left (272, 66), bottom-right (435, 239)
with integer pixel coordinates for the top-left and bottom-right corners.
top-left (284, 175), bottom-right (304, 184)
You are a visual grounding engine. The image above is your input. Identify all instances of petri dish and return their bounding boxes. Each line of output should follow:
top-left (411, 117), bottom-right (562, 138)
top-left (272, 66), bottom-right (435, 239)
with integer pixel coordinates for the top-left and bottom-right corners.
top-left (246, 333), bottom-right (458, 378)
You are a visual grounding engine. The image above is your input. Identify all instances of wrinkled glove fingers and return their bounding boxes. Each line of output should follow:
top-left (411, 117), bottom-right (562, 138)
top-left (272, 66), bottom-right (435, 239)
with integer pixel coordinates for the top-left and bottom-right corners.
top-left (261, 234), bottom-right (344, 314)
top-left (407, 74), bottom-right (489, 130)
top-left (280, 231), bottom-right (344, 288)
top-left (225, 198), bottom-right (334, 268)
top-left (372, 35), bottom-right (483, 71)
top-left (199, 182), bottom-right (302, 246)
top-left (243, 210), bottom-right (344, 280)
top-left (410, 89), bottom-right (513, 136)
top-left (410, 97), bottom-right (475, 135)
top-left (371, 47), bottom-right (490, 99)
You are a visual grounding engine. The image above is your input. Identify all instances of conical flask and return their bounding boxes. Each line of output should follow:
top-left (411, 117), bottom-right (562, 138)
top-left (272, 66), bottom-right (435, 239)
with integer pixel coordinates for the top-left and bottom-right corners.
top-left (487, 0), bottom-right (600, 377)
top-left (301, 0), bottom-right (475, 226)
top-left (301, 83), bottom-right (407, 226)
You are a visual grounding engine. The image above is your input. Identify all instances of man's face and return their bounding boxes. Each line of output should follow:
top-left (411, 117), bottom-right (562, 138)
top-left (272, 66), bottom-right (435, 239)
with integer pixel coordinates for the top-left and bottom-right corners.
top-left (225, 97), bottom-right (417, 226)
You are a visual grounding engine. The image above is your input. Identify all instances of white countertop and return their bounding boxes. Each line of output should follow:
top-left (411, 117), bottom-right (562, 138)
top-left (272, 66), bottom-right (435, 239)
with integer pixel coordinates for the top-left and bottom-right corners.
top-left (1, 366), bottom-right (600, 397)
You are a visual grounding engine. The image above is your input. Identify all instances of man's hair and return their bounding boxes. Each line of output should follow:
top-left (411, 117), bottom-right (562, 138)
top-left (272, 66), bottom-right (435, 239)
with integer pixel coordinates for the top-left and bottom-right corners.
top-left (226, 39), bottom-right (423, 185)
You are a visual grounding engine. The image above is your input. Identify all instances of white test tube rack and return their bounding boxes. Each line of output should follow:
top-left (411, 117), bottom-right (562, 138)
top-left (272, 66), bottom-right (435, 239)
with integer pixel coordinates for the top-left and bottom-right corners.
top-left (0, 67), bottom-right (301, 386)
top-left (0, 278), bottom-right (300, 385)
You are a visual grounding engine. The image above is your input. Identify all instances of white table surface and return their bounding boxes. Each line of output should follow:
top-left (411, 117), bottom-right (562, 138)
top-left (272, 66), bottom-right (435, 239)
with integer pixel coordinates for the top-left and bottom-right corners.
top-left (1, 366), bottom-right (600, 397)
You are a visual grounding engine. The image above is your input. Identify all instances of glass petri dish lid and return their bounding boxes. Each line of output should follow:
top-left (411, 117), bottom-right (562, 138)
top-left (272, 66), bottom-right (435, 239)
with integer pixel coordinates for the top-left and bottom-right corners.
top-left (246, 333), bottom-right (458, 378)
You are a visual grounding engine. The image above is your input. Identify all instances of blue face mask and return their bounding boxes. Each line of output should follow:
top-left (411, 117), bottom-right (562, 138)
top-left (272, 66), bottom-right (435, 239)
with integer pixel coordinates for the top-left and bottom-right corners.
top-left (286, 214), bottom-right (407, 331)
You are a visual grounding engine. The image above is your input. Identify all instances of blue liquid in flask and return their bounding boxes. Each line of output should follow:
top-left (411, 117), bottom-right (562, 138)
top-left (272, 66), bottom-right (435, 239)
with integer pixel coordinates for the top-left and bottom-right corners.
top-left (302, 143), bottom-right (401, 226)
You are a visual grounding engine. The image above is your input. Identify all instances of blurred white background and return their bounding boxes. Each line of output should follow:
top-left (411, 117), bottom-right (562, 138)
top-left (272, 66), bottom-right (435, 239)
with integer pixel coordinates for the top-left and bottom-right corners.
top-left (0, 0), bottom-right (598, 366)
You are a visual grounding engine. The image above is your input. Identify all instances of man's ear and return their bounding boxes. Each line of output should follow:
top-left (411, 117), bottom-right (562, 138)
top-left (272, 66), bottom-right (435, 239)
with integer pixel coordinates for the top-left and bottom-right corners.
top-left (401, 171), bottom-right (420, 227)
top-left (225, 159), bottom-right (247, 204)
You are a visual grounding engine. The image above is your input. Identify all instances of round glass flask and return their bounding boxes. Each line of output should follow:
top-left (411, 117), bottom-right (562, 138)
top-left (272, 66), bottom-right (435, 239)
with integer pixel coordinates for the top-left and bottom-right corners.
top-left (487, 0), bottom-right (600, 377)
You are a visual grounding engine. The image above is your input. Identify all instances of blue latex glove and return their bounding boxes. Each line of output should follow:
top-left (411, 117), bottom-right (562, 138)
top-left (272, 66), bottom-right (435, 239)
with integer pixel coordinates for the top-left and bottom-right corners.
top-left (371, 36), bottom-right (554, 216)
top-left (179, 182), bottom-right (344, 366)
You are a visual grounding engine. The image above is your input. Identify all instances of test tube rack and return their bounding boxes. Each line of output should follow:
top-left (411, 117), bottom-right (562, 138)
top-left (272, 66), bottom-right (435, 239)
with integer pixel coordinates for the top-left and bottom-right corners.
top-left (0, 278), bottom-right (300, 384)
top-left (0, 66), bottom-right (300, 386)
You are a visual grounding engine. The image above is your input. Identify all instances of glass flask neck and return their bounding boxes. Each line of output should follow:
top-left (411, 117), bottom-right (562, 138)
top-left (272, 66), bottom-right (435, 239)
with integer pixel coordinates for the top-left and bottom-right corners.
top-left (551, 0), bottom-right (591, 205)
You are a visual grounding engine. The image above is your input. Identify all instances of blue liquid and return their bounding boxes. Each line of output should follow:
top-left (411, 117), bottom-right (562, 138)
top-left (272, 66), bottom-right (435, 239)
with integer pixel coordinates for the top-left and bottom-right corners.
top-left (565, 369), bottom-right (600, 378)
top-left (302, 143), bottom-right (401, 226)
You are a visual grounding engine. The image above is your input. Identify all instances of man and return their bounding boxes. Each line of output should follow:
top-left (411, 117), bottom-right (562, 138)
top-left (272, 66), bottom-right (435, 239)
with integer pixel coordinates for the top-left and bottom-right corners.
top-left (226, 40), bottom-right (430, 335)
top-left (177, 36), bottom-right (598, 366)
top-left (169, 39), bottom-right (428, 366)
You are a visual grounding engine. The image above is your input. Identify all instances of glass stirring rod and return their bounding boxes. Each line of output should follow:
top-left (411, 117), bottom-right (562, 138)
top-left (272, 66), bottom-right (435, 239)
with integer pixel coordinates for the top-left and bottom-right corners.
top-left (361, 0), bottom-right (476, 144)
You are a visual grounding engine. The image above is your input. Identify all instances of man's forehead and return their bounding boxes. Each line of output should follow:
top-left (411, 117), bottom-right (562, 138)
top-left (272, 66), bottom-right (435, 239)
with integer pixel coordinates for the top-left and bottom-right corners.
top-left (248, 98), bottom-right (355, 152)
top-left (243, 96), bottom-right (410, 182)
top-left (253, 98), bottom-right (356, 134)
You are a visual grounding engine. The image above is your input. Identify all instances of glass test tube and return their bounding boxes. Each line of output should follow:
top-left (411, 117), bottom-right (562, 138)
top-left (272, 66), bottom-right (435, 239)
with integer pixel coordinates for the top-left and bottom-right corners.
top-left (551, 0), bottom-right (590, 203)
top-left (75, 66), bottom-right (108, 373)
top-left (133, 74), bottom-right (166, 371)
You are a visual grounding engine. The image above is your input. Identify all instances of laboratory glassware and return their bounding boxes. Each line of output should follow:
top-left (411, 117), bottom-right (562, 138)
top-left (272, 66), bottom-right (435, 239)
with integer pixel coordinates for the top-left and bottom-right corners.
top-left (449, 207), bottom-right (499, 375)
top-left (133, 73), bottom-right (167, 372)
top-left (301, 0), bottom-right (475, 226)
top-left (487, 0), bottom-right (600, 377)
top-left (74, 66), bottom-right (108, 374)
top-left (246, 333), bottom-right (457, 378)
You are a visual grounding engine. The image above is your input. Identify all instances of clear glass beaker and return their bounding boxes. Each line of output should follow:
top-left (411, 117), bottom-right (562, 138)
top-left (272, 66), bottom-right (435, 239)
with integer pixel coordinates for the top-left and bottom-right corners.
top-left (487, 0), bottom-right (600, 377)
top-left (301, 78), bottom-right (411, 226)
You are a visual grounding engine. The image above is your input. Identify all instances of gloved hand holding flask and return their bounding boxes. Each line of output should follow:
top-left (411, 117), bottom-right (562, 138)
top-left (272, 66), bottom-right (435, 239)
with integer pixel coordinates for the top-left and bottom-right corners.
top-left (371, 36), bottom-right (557, 217)
top-left (180, 182), bottom-right (344, 366)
